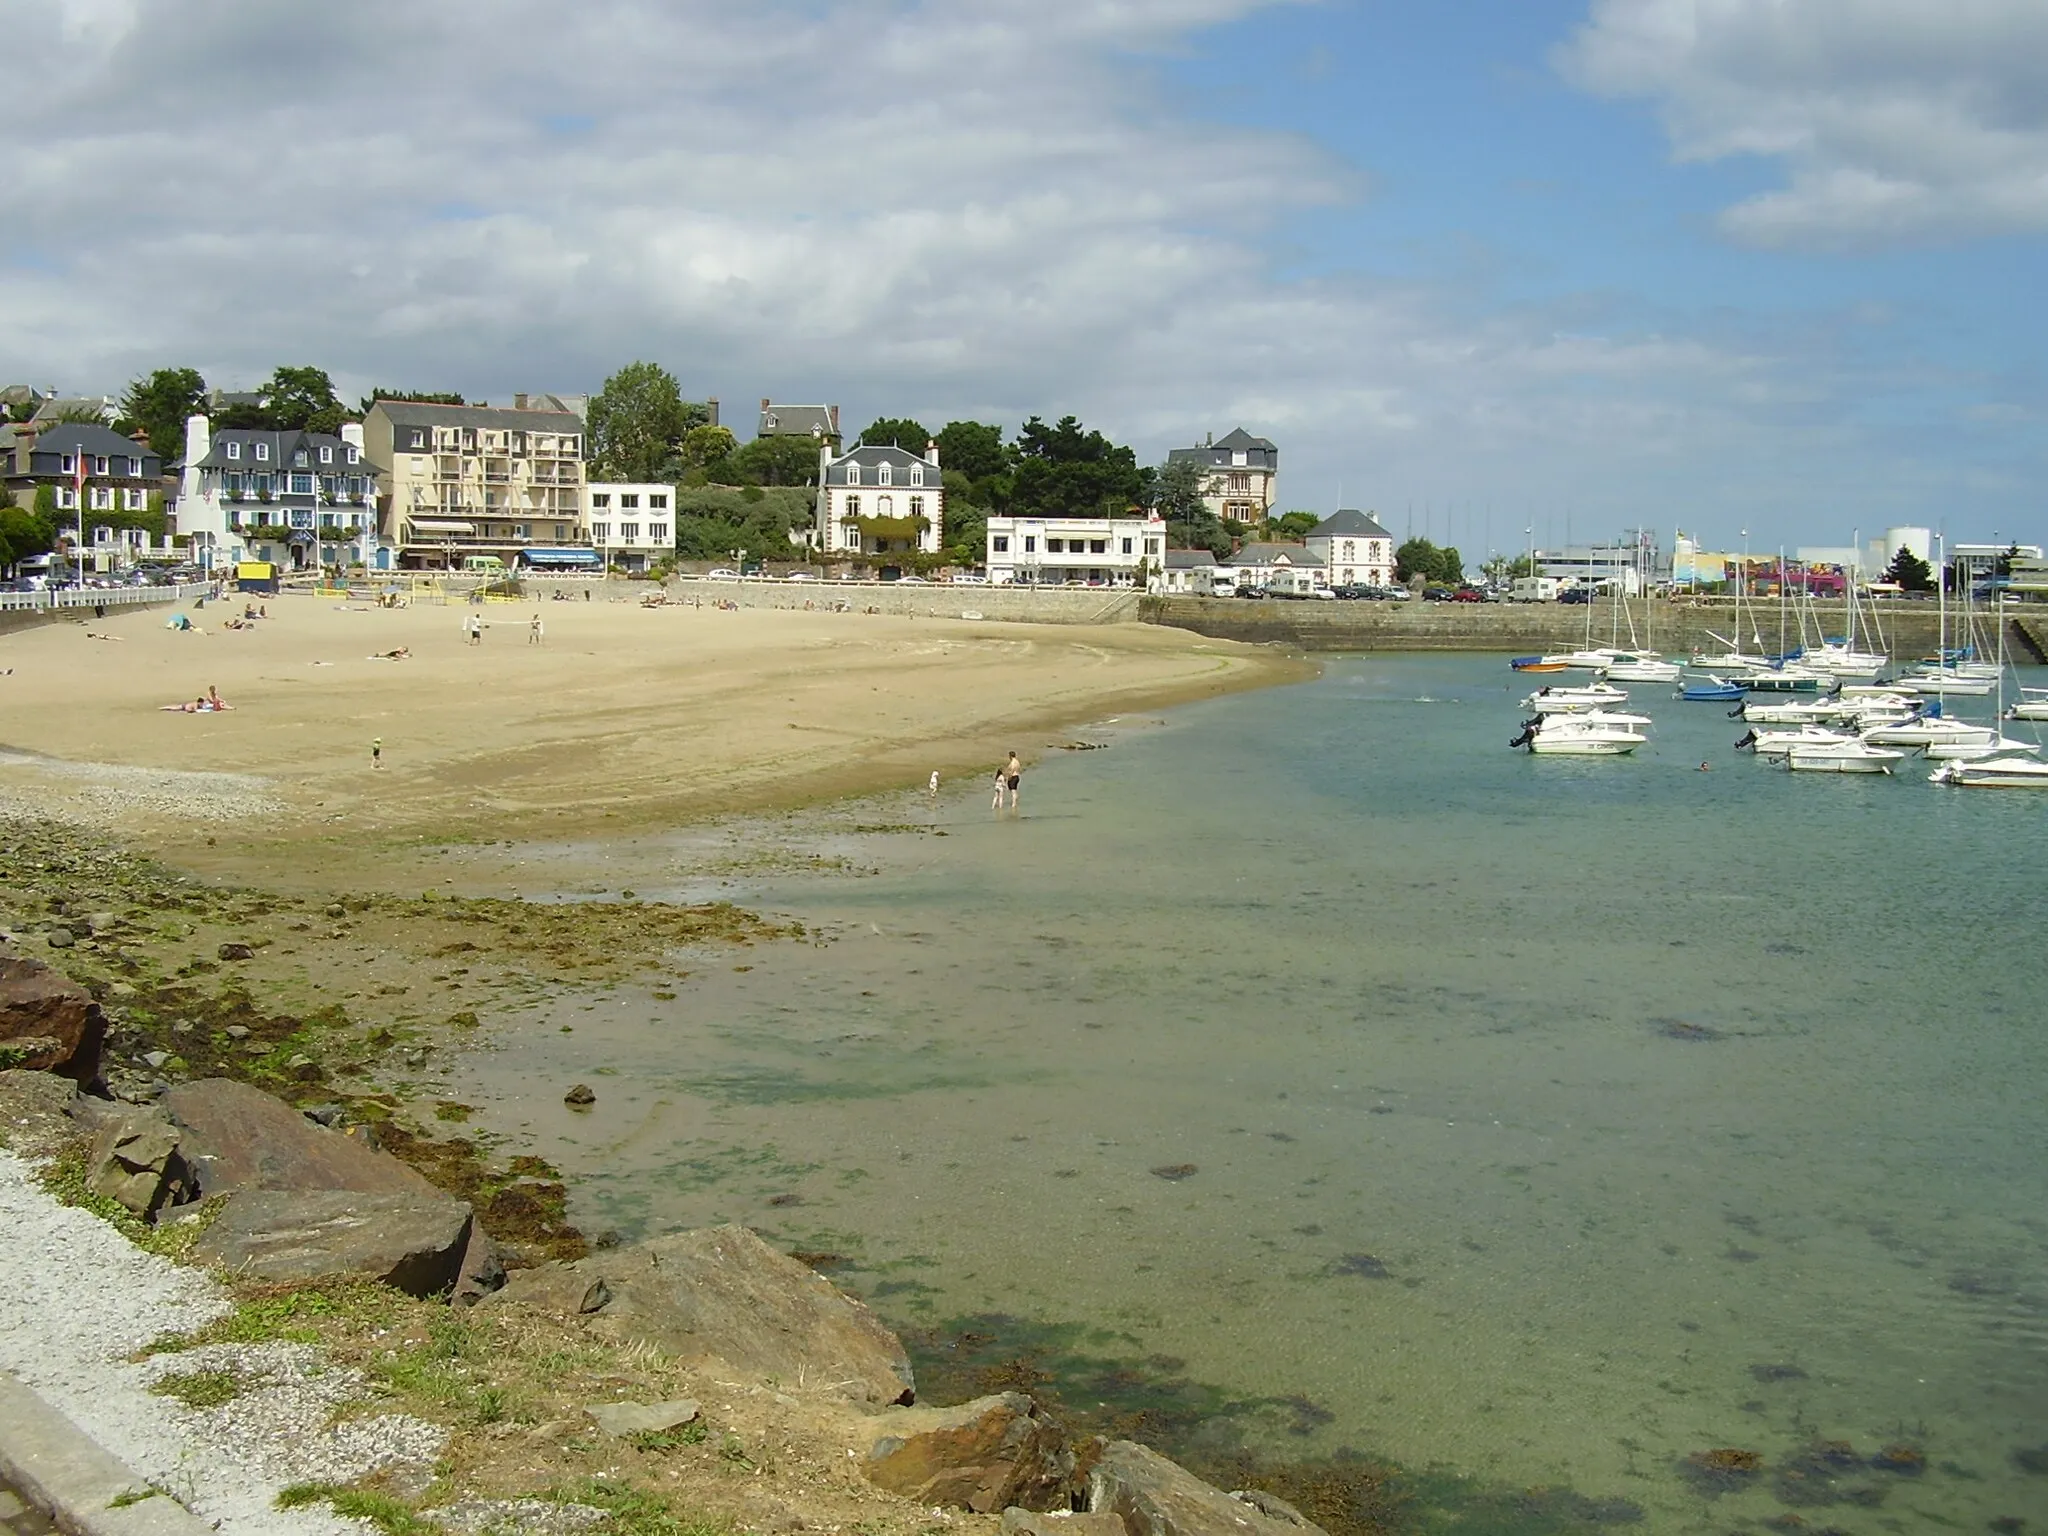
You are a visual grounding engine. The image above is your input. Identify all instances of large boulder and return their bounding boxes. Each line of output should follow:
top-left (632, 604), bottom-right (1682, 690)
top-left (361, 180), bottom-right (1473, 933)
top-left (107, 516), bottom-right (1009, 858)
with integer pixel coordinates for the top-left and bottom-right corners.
top-left (0, 952), bottom-right (104, 1085)
top-left (84, 1108), bottom-right (191, 1217)
top-left (1003, 1512), bottom-right (1129, 1536)
top-left (487, 1223), bottom-right (915, 1408)
top-left (191, 1188), bottom-right (476, 1297)
top-left (1087, 1442), bottom-right (1329, 1536)
top-left (165, 1078), bottom-right (440, 1197)
top-left (862, 1392), bottom-right (1077, 1512)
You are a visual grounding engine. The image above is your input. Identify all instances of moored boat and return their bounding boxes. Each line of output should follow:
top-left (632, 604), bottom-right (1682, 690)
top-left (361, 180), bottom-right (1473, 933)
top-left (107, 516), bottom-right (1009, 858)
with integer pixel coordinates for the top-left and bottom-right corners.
top-left (1929, 755), bottom-right (2048, 788)
top-left (1785, 740), bottom-right (1904, 774)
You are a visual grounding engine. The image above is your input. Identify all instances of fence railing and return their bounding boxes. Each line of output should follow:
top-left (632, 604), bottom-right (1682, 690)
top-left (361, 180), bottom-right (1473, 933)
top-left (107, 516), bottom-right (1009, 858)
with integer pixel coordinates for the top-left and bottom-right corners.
top-left (0, 581), bottom-right (214, 613)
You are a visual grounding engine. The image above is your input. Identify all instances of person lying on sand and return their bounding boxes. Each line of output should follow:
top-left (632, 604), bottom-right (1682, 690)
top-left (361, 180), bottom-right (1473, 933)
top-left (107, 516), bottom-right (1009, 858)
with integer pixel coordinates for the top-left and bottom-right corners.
top-left (367, 647), bottom-right (412, 660)
top-left (84, 632), bottom-right (124, 641)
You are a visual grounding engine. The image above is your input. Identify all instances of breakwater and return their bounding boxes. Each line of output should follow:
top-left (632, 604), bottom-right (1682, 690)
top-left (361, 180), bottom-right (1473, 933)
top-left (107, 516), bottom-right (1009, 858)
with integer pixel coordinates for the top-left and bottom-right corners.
top-left (1140, 594), bottom-right (2045, 660)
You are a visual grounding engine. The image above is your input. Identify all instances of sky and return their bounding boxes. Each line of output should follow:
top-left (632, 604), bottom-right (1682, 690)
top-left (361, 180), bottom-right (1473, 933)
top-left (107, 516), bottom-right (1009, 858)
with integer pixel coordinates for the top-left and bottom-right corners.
top-left (6, 0), bottom-right (2045, 555)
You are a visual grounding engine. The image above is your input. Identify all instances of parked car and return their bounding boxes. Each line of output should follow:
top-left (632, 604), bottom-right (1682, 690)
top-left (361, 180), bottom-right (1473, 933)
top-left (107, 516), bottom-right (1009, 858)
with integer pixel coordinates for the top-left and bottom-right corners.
top-left (1452, 586), bottom-right (1486, 602)
top-left (705, 568), bottom-right (741, 580)
top-left (1558, 587), bottom-right (1594, 605)
top-left (783, 572), bottom-right (819, 583)
top-left (1421, 586), bottom-right (1455, 602)
top-left (1234, 585), bottom-right (1267, 599)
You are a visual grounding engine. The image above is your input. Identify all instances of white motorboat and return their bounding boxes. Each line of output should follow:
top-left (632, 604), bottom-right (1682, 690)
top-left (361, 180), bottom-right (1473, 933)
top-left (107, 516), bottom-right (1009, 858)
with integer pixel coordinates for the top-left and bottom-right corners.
top-left (1922, 734), bottom-right (2044, 761)
top-left (1800, 644), bottom-right (1890, 681)
top-left (1860, 716), bottom-right (1997, 749)
top-left (1520, 682), bottom-right (1632, 714)
top-left (1735, 724), bottom-right (1855, 757)
top-left (1930, 755), bottom-right (2048, 789)
top-left (1570, 708), bottom-right (1655, 729)
top-left (1739, 698), bottom-right (1846, 725)
top-left (1785, 740), bottom-right (1905, 774)
top-left (1510, 716), bottom-right (1645, 755)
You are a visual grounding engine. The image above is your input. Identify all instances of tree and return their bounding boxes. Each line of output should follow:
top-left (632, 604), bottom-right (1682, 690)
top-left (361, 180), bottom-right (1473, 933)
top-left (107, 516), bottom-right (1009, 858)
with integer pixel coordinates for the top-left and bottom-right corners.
top-left (934, 420), bottom-right (1008, 484)
top-left (1394, 537), bottom-right (1466, 586)
top-left (0, 505), bottom-right (55, 572)
top-left (1009, 415), bottom-right (1143, 519)
top-left (857, 417), bottom-right (930, 452)
top-left (1273, 511), bottom-right (1319, 541)
top-left (1883, 545), bottom-right (1935, 592)
top-left (361, 389), bottom-right (465, 413)
top-left (588, 362), bottom-right (691, 483)
top-left (679, 424), bottom-right (737, 470)
top-left (721, 434), bottom-right (826, 487)
top-left (118, 368), bottom-right (206, 462)
top-left (1146, 456), bottom-right (1229, 558)
top-left (263, 366), bottom-right (347, 434)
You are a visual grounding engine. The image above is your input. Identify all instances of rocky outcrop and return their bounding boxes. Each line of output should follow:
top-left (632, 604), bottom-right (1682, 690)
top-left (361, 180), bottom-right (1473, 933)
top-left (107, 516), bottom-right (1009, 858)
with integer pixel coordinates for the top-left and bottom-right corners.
top-left (191, 1188), bottom-right (476, 1296)
top-left (1087, 1442), bottom-right (1328, 1536)
top-left (862, 1392), bottom-right (1076, 1512)
top-left (0, 1068), bottom-right (83, 1159)
top-left (487, 1223), bottom-right (915, 1407)
top-left (0, 951), bottom-right (105, 1085)
top-left (1003, 1511), bottom-right (1129, 1536)
top-left (165, 1078), bottom-right (439, 1197)
top-left (84, 1107), bottom-right (191, 1217)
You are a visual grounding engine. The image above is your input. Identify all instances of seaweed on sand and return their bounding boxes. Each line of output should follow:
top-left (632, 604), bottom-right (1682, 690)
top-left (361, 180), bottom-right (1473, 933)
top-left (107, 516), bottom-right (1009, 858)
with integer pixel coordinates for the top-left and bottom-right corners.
top-left (1679, 1447), bottom-right (1763, 1495)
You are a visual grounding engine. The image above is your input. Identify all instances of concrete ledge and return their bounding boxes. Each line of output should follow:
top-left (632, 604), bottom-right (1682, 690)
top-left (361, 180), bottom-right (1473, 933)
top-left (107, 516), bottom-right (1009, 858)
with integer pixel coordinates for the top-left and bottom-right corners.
top-left (0, 1370), bottom-right (215, 1536)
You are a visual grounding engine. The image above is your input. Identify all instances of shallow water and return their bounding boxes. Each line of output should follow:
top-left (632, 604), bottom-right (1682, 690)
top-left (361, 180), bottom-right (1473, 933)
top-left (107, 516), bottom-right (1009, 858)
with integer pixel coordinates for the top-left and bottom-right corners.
top-left (454, 655), bottom-right (2048, 1531)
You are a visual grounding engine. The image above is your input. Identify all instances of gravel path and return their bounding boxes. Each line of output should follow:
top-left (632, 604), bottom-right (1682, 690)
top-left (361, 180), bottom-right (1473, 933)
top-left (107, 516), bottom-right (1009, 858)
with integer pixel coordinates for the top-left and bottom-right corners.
top-left (0, 1150), bottom-right (440, 1536)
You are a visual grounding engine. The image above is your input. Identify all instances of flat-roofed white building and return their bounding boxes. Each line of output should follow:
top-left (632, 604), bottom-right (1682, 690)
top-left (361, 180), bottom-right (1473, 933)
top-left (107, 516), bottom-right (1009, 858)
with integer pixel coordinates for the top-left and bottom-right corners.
top-left (585, 483), bottom-right (672, 572)
top-left (986, 513), bottom-right (1164, 586)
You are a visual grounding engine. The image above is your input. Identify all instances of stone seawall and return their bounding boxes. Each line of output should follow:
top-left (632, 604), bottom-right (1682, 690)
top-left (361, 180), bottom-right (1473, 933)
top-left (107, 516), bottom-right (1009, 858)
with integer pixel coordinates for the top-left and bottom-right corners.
top-left (1141, 595), bottom-right (2041, 661)
top-left (653, 579), bottom-right (1143, 625)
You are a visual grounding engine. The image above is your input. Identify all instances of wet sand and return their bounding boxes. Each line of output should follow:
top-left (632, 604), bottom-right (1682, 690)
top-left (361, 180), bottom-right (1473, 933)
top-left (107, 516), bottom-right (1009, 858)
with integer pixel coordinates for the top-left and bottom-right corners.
top-left (0, 590), bottom-right (1301, 885)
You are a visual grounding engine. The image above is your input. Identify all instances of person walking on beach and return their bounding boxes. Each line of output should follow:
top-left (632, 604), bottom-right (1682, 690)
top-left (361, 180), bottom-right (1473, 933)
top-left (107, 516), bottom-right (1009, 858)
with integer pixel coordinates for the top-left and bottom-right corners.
top-left (528, 613), bottom-right (544, 646)
top-left (371, 737), bottom-right (383, 769)
top-left (999, 750), bottom-right (1022, 810)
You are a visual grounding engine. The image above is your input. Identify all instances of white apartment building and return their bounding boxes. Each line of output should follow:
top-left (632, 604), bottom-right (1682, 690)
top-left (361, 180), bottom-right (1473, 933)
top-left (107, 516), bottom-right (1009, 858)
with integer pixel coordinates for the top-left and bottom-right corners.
top-left (586, 483), bottom-right (673, 572)
top-left (986, 513), bottom-right (1165, 586)
top-left (176, 417), bottom-right (383, 572)
top-left (1305, 509), bottom-right (1394, 588)
top-left (815, 441), bottom-right (944, 558)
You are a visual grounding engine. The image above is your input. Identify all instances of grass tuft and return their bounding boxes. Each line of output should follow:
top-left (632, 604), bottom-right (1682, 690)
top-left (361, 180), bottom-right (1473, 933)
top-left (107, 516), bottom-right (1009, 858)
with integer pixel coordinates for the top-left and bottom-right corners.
top-left (549, 1479), bottom-right (729, 1536)
top-left (277, 1484), bottom-right (438, 1536)
top-left (149, 1368), bottom-right (245, 1408)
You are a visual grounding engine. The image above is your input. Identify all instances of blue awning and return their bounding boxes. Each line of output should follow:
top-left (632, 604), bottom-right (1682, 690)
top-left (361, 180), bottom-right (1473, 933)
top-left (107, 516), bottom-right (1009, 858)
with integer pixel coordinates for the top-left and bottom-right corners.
top-left (521, 548), bottom-right (602, 566)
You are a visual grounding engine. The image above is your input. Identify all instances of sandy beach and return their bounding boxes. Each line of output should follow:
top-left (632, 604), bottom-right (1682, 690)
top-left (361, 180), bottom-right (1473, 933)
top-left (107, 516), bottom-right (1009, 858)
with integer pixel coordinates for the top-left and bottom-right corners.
top-left (0, 590), bottom-right (1300, 879)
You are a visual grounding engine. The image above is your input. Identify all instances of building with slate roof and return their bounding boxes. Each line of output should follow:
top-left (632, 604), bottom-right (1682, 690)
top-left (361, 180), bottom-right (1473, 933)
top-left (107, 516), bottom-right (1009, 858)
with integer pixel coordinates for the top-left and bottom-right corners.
top-left (1226, 541), bottom-right (1325, 595)
top-left (1306, 508), bottom-right (1395, 588)
top-left (759, 399), bottom-right (840, 442)
top-left (176, 418), bottom-right (381, 571)
top-left (815, 440), bottom-right (944, 559)
top-left (1166, 427), bottom-right (1279, 524)
top-left (362, 398), bottom-right (588, 570)
top-left (3, 421), bottom-right (166, 573)
top-left (1160, 547), bottom-right (1223, 595)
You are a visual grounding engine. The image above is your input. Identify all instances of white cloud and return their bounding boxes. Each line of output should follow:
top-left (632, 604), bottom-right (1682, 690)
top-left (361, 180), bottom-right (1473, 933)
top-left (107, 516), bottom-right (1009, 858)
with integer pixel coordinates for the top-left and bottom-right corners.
top-left (0, 0), bottom-right (2039, 543)
top-left (1558, 0), bottom-right (2048, 248)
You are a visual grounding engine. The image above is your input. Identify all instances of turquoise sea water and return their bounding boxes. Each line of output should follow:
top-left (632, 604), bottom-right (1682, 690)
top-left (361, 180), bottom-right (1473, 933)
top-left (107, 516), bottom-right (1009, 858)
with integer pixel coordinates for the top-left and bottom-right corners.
top-left (456, 655), bottom-right (2048, 1532)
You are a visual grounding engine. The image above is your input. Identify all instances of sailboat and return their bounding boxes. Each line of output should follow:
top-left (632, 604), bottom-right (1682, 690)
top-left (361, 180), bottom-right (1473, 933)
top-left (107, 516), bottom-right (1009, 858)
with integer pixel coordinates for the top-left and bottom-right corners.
top-left (1930, 592), bottom-right (2048, 786)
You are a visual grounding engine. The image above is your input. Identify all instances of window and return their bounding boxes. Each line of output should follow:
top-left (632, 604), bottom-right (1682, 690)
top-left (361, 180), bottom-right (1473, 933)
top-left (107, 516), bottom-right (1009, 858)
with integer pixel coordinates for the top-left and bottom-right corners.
top-left (59, 453), bottom-right (77, 473)
top-left (908, 495), bottom-right (924, 517)
top-left (91, 486), bottom-right (113, 510)
top-left (346, 447), bottom-right (358, 463)
top-left (621, 523), bottom-right (640, 541)
top-left (1232, 451), bottom-right (1247, 466)
top-left (226, 443), bottom-right (241, 461)
top-left (592, 522), bottom-right (610, 540)
top-left (1121, 538), bottom-right (1133, 555)
top-left (877, 495), bottom-right (893, 517)
top-left (127, 456), bottom-right (145, 476)
top-left (993, 536), bottom-right (1010, 553)
top-left (845, 465), bottom-right (860, 486)
top-left (1024, 536), bottom-right (1036, 553)
top-left (124, 488), bottom-right (146, 510)
top-left (290, 474), bottom-right (314, 495)
top-left (1090, 539), bottom-right (1107, 554)
top-left (514, 525), bottom-right (528, 539)
top-left (291, 450), bottom-right (306, 467)
top-left (409, 429), bottom-right (426, 449)
top-left (650, 523), bottom-right (668, 543)
top-left (320, 446), bottom-right (333, 463)
top-left (1046, 538), bottom-right (1064, 553)
top-left (620, 493), bottom-right (639, 509)
top-left (591, 493), bottom-right (610, 508)
top-left (255, 443), bottom-right (269, 461)
top-left (57, 487), bottom-right (76, 509)
top-left (878, 463), bottom-right (892, 486)
top-left (648, 493), bottom-right (668, 509)
top-left (94, 456), bottom-right (110, 475)
top-left (845, 495), bottom-right (860, 516)
top-left (910, 465), bottom-right (924, 486)
top-left (289, 510), bottom-right (313, 529)
top-left (223, 473), bottom-right (242, 493)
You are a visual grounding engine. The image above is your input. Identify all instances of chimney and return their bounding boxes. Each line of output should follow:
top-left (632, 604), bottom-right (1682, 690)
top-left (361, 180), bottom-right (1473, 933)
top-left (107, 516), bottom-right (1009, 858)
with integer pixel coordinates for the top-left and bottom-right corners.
top-left (341, 422), bottom-right (365, 451)
top-left (1205, 431), bottom-right (1213, 448)
top-left (925, 438), bottom-right (940, 469)
top-left (828, 404), bottom-right (839, 437)
top-left (761, 397), bottom-right (772, 415)
top-left (706, 397), bottom-right (719, 428)
top-left (513, 393), bottom-right (528, 410)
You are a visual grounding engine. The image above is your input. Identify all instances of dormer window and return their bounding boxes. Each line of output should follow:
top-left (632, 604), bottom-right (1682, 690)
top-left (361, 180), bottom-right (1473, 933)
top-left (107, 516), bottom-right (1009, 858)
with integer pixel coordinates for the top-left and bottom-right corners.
top-left (226, 443), bottom-right (241, 460)
top-left (845, 465), bottom-right (860, 487)
top-left (255, 443), bottom-right (270, 462)
top-left (878, 463), bottom-right (892, 487)
top-left (409, 429), bottom-right (426, 449)
top-left (294, 450), bottom-right (308, 467)
top-left (910, 465), bottom-right (924, 486)
top-left (319, 446), bottom-right (333, 463)
top-left (346, 447), bottom-right (358, 463)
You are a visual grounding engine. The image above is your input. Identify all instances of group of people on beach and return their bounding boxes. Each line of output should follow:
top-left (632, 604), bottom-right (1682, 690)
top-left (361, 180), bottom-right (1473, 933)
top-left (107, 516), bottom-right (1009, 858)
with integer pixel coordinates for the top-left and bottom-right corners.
top-left (161, 685), bottom-right (230, 714)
